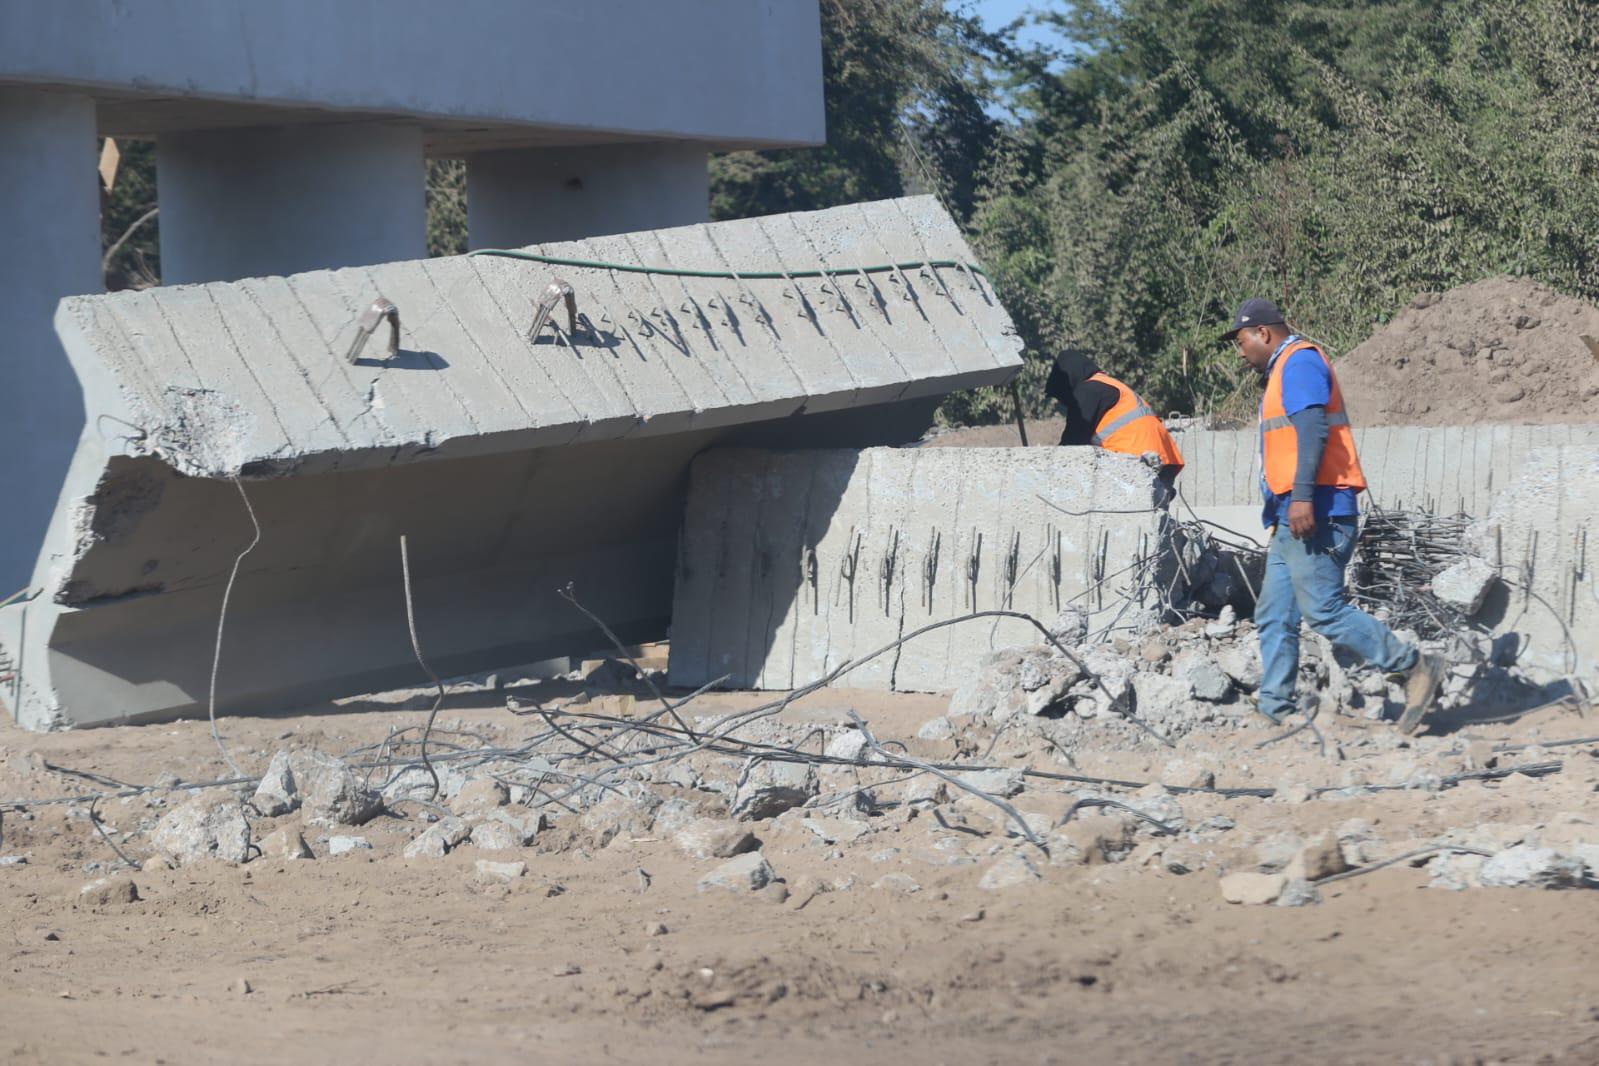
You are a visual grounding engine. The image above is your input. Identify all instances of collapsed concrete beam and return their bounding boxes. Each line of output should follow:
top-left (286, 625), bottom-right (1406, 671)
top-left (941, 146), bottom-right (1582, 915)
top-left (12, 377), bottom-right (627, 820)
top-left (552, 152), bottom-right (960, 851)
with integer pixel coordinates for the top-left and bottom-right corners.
top-left (667, 446), bottom-right (1166, 693)
top-left (0, 196), bottom-right (1022, 730)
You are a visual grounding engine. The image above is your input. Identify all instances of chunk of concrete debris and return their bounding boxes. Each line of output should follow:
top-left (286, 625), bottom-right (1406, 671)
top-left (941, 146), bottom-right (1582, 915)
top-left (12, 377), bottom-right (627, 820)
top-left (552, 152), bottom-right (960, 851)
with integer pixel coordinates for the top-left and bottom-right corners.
top-left (78, 875), bottom-right (139, 906)
top-left (1431, 556), bottom-right (1497, 615)
top-left (474, 859), bottom-right (527, 884)
top-left (403, 816), bottom-right (471, 859)
top-left (452, 777), bottom-right (510, 813)
top-left (697, 851), bottom-right (776, 893)
top-left (954, 768), bottom-right (1024, 798)
top-left (1215, 642), bottom-right (1263, 691)
top-left (252, 752), bottom-right (299, 817)
top-left (1048, 607), bottom-right (1089, 645)
top-left (258, 827), bottom-right (314, 861)
top-left (297, 752), bottom-right (383, 826)
top-left (672, 819), bottom-right (758, 861)
top-left (580, 787), bottom-right (662, 848)
top-left (916, 716), bottom-right (954, 741)
top-left (979, 851), bottom-right (1043, 890)
top-left (475, 810), bottom-right (544, 848)
top-left (1428, 851), bottom-right (1486, 891)
top-left (949, 647), bottom-right (1081, 722)
top-left (871, 873), bottom-right (922, 894)
top-left (1173, 651), bottom-right (1233, 703)
top-left (152, 794), bottom-right (251, 865)
top-left (469, 820), bottom-right (523, 852)
top-left (1478, 845), bottom-right (1588, 889)
top-left (824, 729), bottom-right (871, 763)
top-left (1275, 878), bottom-right (1322, 907)
top-left (251, 750), bottom-right (382, 826)
top-left (730, 761), bottom-right (818, 821)
top-left (327, 836), bottom-right (372, 856)
top-left (1286, 835), bottom-right (1348, 882)
top-left (1220, 871), bottom-right (1288, 905)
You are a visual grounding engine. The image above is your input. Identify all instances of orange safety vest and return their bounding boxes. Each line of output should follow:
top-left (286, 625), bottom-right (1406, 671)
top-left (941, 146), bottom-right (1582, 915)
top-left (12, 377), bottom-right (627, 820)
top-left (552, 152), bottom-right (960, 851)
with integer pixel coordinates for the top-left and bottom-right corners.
top-left (1260, 339), bottom-right (1366, 496)
top-left (1088, 372), bottom-right (1184, 471)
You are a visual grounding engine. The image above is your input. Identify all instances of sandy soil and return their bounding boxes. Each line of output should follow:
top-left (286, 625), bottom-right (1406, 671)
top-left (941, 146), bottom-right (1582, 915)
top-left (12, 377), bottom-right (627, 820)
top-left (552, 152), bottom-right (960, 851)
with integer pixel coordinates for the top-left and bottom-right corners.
top-left (4, 675), bottom-right (1599, 1066)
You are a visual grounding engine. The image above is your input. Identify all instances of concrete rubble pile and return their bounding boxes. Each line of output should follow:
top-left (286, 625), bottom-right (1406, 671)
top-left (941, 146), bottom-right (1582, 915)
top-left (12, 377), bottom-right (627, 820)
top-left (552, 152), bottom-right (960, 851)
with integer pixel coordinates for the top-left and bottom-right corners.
top-left (11, 619), bottom-right (1593, 910)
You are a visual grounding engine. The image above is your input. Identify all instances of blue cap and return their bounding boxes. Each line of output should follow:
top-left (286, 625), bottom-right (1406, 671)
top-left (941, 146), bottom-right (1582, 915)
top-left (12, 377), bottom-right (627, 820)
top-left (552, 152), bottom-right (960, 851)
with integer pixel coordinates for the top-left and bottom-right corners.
top-left (1221, 297), bottom-right (1285, 341)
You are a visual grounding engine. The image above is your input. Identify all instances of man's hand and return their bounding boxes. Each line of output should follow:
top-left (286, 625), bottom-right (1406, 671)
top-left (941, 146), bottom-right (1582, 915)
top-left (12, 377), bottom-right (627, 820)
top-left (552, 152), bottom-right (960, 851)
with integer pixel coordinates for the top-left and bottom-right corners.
top-left (1286, 500), bottom-right (1316, 540)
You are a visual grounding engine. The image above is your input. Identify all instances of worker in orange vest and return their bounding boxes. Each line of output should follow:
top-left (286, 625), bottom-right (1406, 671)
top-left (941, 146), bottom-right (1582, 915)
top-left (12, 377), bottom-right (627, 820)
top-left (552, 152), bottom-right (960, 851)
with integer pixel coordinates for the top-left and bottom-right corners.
top-left (1045, 350), bottom-right (1184, 499)
top-left (1223, 297), bottom-right (1444, 733)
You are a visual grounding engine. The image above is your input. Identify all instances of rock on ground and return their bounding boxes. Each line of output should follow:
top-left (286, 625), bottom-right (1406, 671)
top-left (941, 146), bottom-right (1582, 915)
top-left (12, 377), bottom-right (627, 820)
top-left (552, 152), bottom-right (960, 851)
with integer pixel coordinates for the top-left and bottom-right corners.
top-left (258, 828), bottom-right (314, 861)
top-left (697, 851), bottom-right (777, 893)
top-left (252, 749), bottom-right (382, 826)
top-left (1287, 835), bottom-right (1348, 881)
top-left (404, 817), bottom-right (470, 859)
top-left (730, 762), bottom-right (817, 820)
top-left (672, 819), bottom-right (759, 861)
top-left (327, 836), bottom-right (372, 856)
top-left (1275, 878), bottom-right (1322, 907)
top-left (1220, 872), bottom-right (1288, 905)
top-left (954, 768), bottom-right (1024, 798)
top-left (152, 795), bottom-right (251, 865)
top-left (1478, 845), bottom-right (1587, 889)
top-left (474, 859), bottom-right (527, 884)
top-left (979, 852), bottom-right (1043, 890)
top-left (78, 876), bottom-right (139, 906)
top-left (1431, 557), bottom-right (1497, 615)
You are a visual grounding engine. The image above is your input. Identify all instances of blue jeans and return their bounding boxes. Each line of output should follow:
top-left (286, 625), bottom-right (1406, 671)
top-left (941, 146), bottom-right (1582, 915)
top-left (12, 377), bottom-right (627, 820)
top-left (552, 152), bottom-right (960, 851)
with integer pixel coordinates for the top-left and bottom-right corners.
top-left (1256, 518), bottom-right (1417, 721)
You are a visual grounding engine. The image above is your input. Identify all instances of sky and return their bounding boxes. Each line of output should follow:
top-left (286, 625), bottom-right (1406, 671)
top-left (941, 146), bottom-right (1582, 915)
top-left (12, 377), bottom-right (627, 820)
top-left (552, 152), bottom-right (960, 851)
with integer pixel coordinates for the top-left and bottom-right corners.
top-left (962, 0), bottom-right (1060, 51)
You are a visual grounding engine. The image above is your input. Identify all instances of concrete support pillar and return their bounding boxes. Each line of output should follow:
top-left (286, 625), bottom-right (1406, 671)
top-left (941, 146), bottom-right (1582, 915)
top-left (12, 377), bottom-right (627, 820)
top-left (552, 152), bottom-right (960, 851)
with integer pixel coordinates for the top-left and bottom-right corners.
top-left (157, 122), bottom-right (426, 284)
top-left (467, 142), bottom-right (709, 249)
top-left (0, 88), bottom-right (100, 594)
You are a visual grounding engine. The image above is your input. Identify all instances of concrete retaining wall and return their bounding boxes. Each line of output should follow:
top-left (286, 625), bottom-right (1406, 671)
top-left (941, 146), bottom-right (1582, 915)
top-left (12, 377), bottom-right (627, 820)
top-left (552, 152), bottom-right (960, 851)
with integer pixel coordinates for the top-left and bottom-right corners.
top-left (0, 196), bottom-right (1021, 730)
top-left (1171, 423), bottom-right (1599, 516)
top-left (667, 447), bottom-right (1165, 693)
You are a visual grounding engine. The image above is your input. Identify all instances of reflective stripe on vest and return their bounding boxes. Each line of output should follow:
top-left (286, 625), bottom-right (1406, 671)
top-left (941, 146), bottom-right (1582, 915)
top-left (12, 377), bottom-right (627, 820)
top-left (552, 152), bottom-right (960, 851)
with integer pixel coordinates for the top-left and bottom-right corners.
top-left (1090, 403), bottom-right (1157, 445)
top-left (1259, 410), bottom-right (1351, 433)
top-left (1085, 372), bottom-right (1184, 471)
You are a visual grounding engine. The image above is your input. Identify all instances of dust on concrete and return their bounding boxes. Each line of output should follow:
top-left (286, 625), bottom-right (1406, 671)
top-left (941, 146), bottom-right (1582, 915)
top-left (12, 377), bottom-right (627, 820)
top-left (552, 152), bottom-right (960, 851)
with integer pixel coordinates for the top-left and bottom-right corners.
top-left (3, 641), bottom-right (1599, 1065)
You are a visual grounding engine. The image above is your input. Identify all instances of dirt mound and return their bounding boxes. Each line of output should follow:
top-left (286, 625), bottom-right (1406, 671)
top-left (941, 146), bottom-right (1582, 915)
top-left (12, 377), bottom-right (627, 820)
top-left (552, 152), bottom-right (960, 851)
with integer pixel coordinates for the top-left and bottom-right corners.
top-left (1336, 276), bottom-right (1599, 427)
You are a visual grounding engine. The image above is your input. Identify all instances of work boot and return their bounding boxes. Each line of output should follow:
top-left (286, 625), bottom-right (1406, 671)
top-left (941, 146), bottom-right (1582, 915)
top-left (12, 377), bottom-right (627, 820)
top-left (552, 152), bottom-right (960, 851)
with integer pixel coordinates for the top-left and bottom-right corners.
top-left (1396, 653), bottom-right (1446, 735)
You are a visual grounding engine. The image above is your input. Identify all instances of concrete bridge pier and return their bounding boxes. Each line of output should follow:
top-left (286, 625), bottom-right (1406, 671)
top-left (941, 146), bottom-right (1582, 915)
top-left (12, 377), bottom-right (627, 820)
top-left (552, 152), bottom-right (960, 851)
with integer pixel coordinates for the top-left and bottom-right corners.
top-left (157, 122), bottom-right (428, 285)
top-left (0, 87), bottom-right (100, 596)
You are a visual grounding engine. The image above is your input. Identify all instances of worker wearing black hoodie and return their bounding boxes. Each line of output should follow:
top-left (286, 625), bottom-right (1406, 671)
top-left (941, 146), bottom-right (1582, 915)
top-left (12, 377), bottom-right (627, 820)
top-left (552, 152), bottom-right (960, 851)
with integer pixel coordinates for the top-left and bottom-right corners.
top-left (1045, 350), bottom-right (1184, 491)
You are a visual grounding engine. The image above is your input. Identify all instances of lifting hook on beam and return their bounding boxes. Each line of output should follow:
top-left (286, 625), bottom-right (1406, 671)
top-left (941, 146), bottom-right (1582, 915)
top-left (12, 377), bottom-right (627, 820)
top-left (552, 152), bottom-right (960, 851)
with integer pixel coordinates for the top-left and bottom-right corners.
top-left (345, 298), bottom-right (400, 364)
top-left (529, 279), bottom-right (579, 343)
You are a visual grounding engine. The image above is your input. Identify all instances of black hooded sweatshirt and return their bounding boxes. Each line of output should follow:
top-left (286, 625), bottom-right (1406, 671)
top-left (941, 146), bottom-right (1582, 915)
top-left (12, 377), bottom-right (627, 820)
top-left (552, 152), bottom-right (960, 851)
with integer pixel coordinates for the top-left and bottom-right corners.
top-left (1044, 350), bottom-right (1120, 446)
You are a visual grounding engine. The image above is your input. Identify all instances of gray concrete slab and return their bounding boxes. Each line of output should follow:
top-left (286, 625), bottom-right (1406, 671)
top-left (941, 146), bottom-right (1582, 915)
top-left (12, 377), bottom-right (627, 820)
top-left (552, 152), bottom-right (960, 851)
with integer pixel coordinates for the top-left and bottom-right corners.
top-left (668, 447), bottom-right (1165, 694)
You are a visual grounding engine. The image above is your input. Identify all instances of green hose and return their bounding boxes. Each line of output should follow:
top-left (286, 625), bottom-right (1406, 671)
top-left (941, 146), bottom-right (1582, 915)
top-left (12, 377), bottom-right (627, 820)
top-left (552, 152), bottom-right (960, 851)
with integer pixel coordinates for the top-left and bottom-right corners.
top-left (467, 247), bottom-right (987, 281)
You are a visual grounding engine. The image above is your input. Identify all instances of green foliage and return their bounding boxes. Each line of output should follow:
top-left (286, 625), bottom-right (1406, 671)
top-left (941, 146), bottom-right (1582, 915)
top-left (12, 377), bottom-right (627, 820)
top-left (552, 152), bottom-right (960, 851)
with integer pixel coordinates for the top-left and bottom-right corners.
top-left (101, 139), bottom-right (160, 290)
top-left (969, 0), bottom-right (1599, 422)
top-left (426, 159), bottom-right (468, 258)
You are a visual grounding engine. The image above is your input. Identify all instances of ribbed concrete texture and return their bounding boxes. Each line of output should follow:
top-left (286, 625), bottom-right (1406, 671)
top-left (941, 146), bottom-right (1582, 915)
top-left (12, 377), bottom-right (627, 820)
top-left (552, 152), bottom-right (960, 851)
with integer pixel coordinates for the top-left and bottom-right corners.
top-left (1171, 423), bottom-right (1599, 517)
top-left (1480, 445), bottom-right (1599, 682)
top-left (0, 196), bottom-right (1021, 730)
top-left (667, 447), bottom-right (1165, 694)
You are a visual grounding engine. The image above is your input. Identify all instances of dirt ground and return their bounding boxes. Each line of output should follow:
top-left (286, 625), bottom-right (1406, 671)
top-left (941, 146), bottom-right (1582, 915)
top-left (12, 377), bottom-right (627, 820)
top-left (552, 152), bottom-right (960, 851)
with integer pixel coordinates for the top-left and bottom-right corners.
top-left (4, 674), bottom-right (1599, 1066)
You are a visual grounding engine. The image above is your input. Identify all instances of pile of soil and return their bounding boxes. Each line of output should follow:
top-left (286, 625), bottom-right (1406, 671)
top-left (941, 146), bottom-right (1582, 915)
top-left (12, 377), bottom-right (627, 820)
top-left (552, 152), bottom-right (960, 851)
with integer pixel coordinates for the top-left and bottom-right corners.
top-left (1337, 276), bottom-right (1599, 427)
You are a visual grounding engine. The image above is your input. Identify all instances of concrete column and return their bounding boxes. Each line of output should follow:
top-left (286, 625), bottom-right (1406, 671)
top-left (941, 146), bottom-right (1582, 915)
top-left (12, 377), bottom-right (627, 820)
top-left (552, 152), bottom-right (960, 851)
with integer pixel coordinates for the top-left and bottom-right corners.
top-left (0, 88), bottom-right (100, 594)
top-left (467, 142), bottom-right (709, 249)
top-left (157, 122), bottom-right (426, 284)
